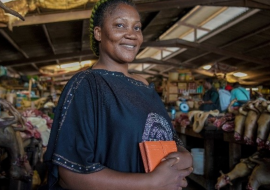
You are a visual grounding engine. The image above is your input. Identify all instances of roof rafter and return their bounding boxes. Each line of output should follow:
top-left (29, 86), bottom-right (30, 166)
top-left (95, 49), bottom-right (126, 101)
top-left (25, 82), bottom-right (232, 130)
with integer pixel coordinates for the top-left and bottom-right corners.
top-left (11, 0), bottom-right (266, 27)
top-left (42, 24), bottom-right (56, 54)
top-left (143, 38), bottom-right (270, 65)
top-left (2, 50), bottom-right (95, 67)
top-left (0, 29), bottom-right (29, 58)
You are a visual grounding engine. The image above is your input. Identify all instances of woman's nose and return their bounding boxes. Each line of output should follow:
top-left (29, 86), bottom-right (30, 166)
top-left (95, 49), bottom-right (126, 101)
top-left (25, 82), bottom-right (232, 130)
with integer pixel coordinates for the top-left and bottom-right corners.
top-left (125, 27), bottom-right (137, 39)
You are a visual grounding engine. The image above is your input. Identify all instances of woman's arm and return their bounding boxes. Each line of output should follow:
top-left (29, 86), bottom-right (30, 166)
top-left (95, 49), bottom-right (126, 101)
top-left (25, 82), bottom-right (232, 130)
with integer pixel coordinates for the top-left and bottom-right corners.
top-left (59, 157), bottom-right (193, 190)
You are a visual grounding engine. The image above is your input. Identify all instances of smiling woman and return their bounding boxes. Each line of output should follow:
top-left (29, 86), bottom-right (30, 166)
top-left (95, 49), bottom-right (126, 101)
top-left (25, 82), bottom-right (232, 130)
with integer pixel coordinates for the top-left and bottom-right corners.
top-left (44, 0), bottom-right (193, 190)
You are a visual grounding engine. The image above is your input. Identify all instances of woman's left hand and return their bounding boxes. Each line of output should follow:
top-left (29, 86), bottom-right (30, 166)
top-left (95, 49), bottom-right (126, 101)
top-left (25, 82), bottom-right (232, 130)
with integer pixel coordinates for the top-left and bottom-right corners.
top-left (162, 147), bottom-right (193, 171)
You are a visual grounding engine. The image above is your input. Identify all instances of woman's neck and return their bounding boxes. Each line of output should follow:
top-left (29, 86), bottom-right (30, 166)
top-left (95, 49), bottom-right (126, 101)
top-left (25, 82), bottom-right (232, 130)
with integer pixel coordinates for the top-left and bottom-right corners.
top-left (92, 60), bottom-right (130, 76)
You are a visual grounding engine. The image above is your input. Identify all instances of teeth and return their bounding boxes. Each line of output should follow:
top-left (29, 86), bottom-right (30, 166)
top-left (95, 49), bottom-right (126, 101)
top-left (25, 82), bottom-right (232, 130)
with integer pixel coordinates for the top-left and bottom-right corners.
top-left (123, 45), bottom-right (135, 48)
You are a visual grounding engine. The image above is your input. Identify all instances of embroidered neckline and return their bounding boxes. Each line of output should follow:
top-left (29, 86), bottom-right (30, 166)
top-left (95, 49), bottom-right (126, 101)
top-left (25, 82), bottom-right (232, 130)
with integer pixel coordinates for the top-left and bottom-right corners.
top-left (90, 69), bottom-right (154, 89)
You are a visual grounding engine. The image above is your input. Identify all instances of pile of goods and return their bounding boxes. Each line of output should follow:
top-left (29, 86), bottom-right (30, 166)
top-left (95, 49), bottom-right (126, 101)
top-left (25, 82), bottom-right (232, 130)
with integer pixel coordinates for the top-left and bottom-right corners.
top-left (175, 99), bottom-right (270, 149)
top-left (227, 99), bottom-right (270, 148)
top-left (176, 109), bottom-right (227, 133)
top-left (215, 150), bottom-right (270, 190)
top-left (0, 98), bottom-right (53, 181)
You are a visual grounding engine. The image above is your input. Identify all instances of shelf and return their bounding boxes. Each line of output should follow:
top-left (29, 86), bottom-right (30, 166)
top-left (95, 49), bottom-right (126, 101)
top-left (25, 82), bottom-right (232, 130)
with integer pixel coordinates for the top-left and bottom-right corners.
top-left (175, 125), bottom-right (223, 140)
top-left (0, 85), bottom-right (38, 91)
top-left (223, 132), bottom-right (259, 147)
top-left (169, 80), bottom-right (197, 83)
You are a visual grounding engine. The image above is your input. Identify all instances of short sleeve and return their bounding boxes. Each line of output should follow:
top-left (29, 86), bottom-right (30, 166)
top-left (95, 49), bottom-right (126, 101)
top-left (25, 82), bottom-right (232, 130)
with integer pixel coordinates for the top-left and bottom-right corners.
top-left (44, 72), bottom-right (105, 189)
top-left (52, 76), bottom-right (104, 173)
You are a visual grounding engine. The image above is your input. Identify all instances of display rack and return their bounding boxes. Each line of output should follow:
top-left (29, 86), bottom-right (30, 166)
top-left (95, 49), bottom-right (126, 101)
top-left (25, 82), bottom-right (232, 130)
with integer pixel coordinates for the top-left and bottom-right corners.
top-left (163, 80), bottom-right (202, 103)
top-left (176, 126), bottom-right (223, 190)
top-left (176, 125), bottom-right (270, 190)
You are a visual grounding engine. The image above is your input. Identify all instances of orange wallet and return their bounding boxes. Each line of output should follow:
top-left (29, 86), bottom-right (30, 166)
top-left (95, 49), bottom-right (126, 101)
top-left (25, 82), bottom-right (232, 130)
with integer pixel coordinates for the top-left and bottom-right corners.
top-left (139, 141), bottom-right (177, 173)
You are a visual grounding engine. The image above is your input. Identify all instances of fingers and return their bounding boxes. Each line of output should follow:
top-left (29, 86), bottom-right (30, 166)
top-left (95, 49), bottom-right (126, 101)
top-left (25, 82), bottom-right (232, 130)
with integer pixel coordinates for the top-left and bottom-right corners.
top-left (178, 177), bottom-right (188, 188)
top-left (161, 156), bottom-right (180, 167)
top-left (178, 167), bottom-right (193, 178)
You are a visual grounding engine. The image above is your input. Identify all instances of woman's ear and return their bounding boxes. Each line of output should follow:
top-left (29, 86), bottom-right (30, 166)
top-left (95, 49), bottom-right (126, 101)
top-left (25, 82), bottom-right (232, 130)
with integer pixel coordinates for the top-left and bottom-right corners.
top-left (94, 26), bottom-right (101, 41)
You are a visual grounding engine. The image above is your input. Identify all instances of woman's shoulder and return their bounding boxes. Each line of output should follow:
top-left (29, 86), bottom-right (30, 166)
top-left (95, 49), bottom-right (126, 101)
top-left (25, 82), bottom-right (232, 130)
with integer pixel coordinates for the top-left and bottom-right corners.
top-left (130, 74), bottom-right (149, 86)
top-left (68, 68), bottom-right (97, 82)
top-left (62, 68), bottom-right (98, 92)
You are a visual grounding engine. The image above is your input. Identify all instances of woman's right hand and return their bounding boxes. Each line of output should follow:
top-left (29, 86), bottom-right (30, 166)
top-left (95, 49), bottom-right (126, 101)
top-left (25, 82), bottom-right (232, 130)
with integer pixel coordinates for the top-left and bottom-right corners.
top-left (149, 157), bottom-right (193, 190)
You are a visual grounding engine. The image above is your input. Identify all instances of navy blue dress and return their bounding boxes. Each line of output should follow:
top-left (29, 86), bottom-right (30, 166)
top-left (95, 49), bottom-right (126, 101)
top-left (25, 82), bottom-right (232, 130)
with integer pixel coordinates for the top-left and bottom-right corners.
top-left (44, 68), bottom-right (183, 189)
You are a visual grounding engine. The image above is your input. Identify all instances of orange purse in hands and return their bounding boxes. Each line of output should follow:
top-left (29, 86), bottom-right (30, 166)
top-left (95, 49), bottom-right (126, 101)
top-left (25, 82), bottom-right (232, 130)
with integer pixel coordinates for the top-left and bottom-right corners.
top-left (139, 141), bottom-right (177, 173)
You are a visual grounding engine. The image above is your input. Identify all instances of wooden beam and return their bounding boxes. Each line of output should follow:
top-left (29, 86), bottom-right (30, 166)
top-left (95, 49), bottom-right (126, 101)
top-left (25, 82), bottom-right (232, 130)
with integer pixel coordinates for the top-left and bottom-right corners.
top-left (252, 0), bottom-right (270, 6)
top-left (1, 50), bottom-right (96, 67)
top-left (13, 10), bottom-right (92, 27)
top-left (10, 0), bottom-right (266, 28)
top-left (141, 12), bottom-right (159, 34)
top-left (177, 21), bottom-right (211, 32)
top-left (180, 52), bottom-right (211, 66)
top-left (141, 39), bottom-right (190, 49)
top-left (211, 0), bottom-right (270, 9)
top-left (131, 58), bottom-right (181, 67)
top-left (0, 29), bottom-right (29, 58)
top-left (42, 24), bottom-right (56, 54)
top-left (160, 66), bottom-right (175, 74)
top-left (181, 20), bottom-right (270, 65)
top-left (136, 0), bottom-right (240, 12)
top-left (243, 40), bottom-right (270, 53)
top-left (220, 23), bottom-right (270, 49)
top-left (198, 9), bottom-right (260, 43)
top-left (169, 9), bottom-right (260, 65)
top-left (31, 63), bottom-right (39, 71)
top-left (143, 38), bottom-right (270, 65)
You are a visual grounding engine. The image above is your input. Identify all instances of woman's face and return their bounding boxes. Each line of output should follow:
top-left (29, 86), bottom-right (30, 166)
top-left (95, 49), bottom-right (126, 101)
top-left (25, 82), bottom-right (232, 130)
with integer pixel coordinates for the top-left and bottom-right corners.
top-left (94, 3), bottom-right (143, 64)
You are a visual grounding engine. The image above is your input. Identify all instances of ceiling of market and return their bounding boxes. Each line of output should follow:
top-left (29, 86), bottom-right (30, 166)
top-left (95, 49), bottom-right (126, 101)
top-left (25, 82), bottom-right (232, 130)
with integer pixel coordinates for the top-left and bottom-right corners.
top-left (1, 0), bottom-right (270, 86)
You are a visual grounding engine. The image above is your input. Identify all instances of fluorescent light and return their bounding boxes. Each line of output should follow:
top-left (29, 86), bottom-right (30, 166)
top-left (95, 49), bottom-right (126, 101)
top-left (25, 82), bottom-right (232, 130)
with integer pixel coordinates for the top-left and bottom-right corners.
top-left (60, 62), bottom-right (80, 69)
top-left (203, 65), bottom-right (211, 70)
top-left (233, 72), bottom-right (247, 77)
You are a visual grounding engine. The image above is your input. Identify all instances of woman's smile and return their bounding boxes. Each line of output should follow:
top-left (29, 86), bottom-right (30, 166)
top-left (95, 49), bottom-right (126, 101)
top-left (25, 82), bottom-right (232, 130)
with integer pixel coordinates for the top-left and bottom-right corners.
top-left (96, 3), bottom-right (143, 64)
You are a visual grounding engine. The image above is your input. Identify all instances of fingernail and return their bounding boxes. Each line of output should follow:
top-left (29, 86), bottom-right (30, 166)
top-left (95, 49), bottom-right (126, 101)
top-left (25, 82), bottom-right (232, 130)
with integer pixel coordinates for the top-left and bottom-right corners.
top-left (171, 157), bottom-right (180, 167)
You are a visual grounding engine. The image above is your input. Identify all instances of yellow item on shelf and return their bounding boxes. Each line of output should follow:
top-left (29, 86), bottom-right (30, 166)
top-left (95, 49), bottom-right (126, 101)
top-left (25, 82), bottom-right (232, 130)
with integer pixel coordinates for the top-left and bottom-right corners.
top-left (32, 170), bottom-right (41, 190)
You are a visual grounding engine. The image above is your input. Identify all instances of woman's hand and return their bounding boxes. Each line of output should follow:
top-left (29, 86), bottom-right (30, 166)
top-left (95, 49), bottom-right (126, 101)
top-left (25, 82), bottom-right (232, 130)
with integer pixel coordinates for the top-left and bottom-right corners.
top-left (163, 150), bottom-right (193, 171)
top-left (149, 150), bottom-right (193, 190)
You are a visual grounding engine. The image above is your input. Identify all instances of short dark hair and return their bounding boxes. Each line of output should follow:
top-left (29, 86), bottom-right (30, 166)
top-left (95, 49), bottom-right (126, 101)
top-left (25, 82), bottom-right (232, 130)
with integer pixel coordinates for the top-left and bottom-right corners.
top-left (89, 0), bottom-right (135, 56)
top-left (233, 82), bottom-right (240, 88)
top-left (204, 78), bottom-right (213, 85)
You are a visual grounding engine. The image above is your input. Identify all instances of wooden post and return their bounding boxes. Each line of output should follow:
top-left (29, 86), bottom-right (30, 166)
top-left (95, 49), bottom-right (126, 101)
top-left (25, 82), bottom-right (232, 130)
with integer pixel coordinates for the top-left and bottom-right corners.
top-left (204, 138), bottom-right (214, 190)
top-left (229, 142), bottom-right (242, 190)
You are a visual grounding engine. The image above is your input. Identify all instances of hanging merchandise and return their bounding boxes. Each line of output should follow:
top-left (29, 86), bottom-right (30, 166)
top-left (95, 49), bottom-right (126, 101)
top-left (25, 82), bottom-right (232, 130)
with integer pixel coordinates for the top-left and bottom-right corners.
top-left (179, 99), bottom-right (189, 113)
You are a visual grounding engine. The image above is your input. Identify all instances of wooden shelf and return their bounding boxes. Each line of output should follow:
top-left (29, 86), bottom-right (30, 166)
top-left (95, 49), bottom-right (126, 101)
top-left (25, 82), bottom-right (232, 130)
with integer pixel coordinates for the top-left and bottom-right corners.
top-left (169, 80), bottom-right (197, 83)
top-left (0, 85), bottom-right (38, 91)
top-left (163, 80), bottom-right (203, 103)
top-left (175, 125), bottom-right (223, 140)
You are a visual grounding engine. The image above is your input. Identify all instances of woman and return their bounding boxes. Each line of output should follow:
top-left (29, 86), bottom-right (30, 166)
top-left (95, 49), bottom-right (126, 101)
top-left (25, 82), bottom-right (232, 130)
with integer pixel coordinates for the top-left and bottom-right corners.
top-left (44, 0), bottom-right (193, 189)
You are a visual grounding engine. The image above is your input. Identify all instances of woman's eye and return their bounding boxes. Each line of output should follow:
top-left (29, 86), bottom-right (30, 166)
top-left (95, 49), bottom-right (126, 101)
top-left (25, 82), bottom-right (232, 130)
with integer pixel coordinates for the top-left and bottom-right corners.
top-left (116, 24), bottom-right (124, 28)
top-left (134, 26), bottom-right (141, 31)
